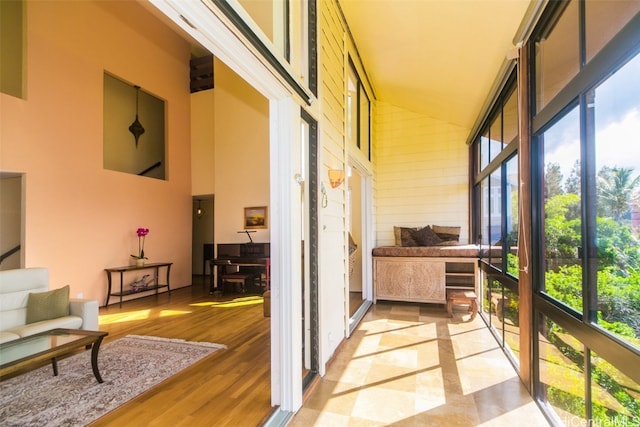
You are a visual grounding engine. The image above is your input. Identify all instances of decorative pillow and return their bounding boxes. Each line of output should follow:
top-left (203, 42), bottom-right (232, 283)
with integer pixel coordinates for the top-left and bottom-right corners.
top-left (411, 225), bottom-right (443, 246)
top-left (432, 225), bottom-right (461, 243)
top-left (26, 285), bottom-right (70, 324)
top-left (394, 226), bottom-right (419, 246)
top-left (348, 232), bottom-right (357, 254)
top-left (400, 227), bottom-right (419, 247)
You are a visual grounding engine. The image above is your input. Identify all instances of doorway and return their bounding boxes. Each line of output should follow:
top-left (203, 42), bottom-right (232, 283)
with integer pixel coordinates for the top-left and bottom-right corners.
top-left (192, 196), bottom-right (214, 279)
top-left (0, 173), bottom-right (23, 271)
top-left (347, 162), bottom-right (372, 333)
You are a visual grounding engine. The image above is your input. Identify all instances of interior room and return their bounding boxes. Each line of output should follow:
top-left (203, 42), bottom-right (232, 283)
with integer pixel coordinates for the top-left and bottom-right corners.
top-left (1, 1), bottom-right (639, 426)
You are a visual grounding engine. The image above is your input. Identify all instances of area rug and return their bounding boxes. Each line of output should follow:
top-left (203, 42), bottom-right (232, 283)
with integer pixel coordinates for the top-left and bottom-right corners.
top-left (0, 335), bottom-right (226, 426)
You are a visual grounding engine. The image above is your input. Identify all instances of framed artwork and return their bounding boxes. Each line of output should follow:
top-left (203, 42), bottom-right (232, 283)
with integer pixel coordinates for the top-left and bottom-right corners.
top-left (244, 206), bottom-right (268, 229)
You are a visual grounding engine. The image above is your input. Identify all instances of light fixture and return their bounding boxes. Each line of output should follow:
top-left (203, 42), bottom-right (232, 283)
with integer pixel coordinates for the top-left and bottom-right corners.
top-left (195, 200), bottom-right (205, 218)
top-left (328, 169), bottom-right (345, 188)
top-left (129, 85), bottom-right (145, 147)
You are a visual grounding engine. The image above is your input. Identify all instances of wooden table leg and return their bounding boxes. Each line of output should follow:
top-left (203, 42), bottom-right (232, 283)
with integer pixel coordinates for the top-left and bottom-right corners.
top-left (90, 336), bottom-right (105, 383)
top-left (50, 357), bottom-right (58, 376)
top-left (470, 299), bottom-right (478, 320)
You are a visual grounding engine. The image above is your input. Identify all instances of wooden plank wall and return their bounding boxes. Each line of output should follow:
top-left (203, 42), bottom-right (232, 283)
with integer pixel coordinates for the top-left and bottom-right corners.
top-left (373, 102), bottom-right (471, 246)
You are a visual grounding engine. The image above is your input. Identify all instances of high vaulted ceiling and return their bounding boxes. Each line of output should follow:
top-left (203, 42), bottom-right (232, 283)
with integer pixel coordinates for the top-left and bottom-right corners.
top-left (338, 0), bottom-right (533, 130)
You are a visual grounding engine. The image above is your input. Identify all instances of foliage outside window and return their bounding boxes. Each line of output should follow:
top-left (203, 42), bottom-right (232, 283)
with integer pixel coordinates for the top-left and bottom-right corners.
top-left (482, 276), bottom-right (520, 362)
top-left (538, 315), bottom-right (588, 425)
top-left (506, 156), bottom-right (519, 277)
top-left (592, 53), bottom-right (640, 346)
top-left (540, 54), bottom-right (640, 348)
top-left (538, 315), bottom-right (639, 426)
top-left (542, 106), bottom-right (583, 314)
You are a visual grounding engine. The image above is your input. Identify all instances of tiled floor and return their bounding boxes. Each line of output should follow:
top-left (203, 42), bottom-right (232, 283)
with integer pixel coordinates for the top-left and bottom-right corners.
top-left (289, 301), bottom-right (550, 426)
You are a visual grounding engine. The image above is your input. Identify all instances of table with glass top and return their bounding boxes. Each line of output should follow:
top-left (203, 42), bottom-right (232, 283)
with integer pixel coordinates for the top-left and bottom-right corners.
top-left (0, 328), bottom-right (108, 383)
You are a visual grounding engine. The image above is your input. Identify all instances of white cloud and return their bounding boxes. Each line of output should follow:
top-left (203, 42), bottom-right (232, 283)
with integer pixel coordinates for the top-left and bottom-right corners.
top-left (595, 108), bottom-right (640, 172)
top-left (545, 108), bottom-right (640, 181)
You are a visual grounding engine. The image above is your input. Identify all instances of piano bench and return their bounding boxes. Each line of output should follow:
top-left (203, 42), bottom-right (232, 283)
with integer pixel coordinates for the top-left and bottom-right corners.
top-left (221, 273), bottom-right (253, 294)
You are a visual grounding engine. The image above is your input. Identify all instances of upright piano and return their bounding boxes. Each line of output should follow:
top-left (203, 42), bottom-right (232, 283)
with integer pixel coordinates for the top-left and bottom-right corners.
top-left (210, 242), bottom-right (270, 294)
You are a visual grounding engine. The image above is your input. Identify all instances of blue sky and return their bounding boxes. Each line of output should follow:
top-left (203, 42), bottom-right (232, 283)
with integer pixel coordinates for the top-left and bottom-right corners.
top-left (544, 51), bottom-right (640, 183)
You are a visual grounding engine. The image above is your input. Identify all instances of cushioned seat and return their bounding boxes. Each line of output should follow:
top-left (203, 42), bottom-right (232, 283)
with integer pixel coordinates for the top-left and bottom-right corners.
top-left (0, 331), bottom-right (20, 344)
top-left (221, 273), bottom-right (253, 294)
top-left (0, 268), bottom-right (99, 344)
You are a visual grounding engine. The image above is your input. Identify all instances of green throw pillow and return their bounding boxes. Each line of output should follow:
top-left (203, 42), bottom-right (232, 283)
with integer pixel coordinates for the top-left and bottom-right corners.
top-left (26, 285), bottom-right (70, 324)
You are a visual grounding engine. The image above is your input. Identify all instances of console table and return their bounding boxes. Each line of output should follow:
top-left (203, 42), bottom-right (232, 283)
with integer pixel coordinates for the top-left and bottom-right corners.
top-left (105, 262), bottom-right (172, 307)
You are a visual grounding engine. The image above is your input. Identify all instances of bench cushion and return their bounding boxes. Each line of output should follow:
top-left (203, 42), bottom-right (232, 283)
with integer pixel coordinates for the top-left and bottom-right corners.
top-left (373, 245), bottom-right (482, 258)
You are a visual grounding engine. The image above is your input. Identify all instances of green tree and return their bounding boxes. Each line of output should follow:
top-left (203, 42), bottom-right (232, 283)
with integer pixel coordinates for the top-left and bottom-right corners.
top-left (598, 167), bottom-right (640, 222)
top-left (596, 217), bottom-right (640, 273)
top-left (545, 162), bottom-right (564, 199)
top-left (545, 193), bottom-right (581, 260)
top-left (565, 159), bottom-right (581, 195)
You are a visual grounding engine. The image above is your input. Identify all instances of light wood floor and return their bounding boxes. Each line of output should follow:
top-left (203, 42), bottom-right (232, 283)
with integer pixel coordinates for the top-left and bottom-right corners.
top-left (90, 278), bottom-right (273, 427)
top-left (88, 279), bottom-right (548, 427)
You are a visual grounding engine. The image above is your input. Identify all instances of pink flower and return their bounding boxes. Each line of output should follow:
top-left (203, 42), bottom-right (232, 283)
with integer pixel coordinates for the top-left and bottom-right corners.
top-left (131, 227), bottom-right (149, 259)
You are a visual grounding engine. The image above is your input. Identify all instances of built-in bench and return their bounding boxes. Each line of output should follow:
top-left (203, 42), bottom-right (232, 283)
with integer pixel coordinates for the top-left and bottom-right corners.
top-left (372, 245), bottom-right (483, 305)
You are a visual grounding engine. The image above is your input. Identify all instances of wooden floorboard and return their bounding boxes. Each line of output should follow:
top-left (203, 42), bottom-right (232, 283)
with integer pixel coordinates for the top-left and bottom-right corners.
top-left (89, 278), bottom-right (273, 427)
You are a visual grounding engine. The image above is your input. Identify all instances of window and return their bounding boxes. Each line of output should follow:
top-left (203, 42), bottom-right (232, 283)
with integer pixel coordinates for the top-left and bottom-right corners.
top-left (541, 106), bottom-right (582, 313)
top-left (535, 0), bottom-right (579, 113)
top-left (532, 2), bottom-right (640, 423)
top-left (506, 156), bottom-right (519, 277)
top-left (475, 74), bottom-right (519, 272)
top-left (103, 73), bottom-right (166, 180)
top-left (0, 0), bottom-right (23, 98)
top-left (347, 59), bottom-right (371, 161)
top-left (238, 0), bottom-right (290, 61)
top-left (537, 314), bottom-right (587, 425)
top-left (585, 0), bottom-right (640, 63)
top-left (358, 84), bottom-right (370, 160)
top-left (591, 53), bottom-right (640, 346)
top-left (472, 72), bottom-right (520, 366)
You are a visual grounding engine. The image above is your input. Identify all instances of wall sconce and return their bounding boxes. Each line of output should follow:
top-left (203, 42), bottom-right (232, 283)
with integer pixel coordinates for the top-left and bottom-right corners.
top-left (195, 200), bottom-right (205, 218)
top-left (328, 169), bottom-right (345, 188)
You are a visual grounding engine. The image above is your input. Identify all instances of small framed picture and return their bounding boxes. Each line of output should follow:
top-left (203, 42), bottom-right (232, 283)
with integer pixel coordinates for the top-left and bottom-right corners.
top-left (244, 206), bottom-right (268, 229)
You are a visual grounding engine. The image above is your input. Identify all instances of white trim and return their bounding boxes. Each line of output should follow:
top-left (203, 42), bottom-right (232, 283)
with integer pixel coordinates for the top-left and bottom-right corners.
top-left (148, 0), bottom-right (306, 413)
top-left (270, 97), bottom-right (303, 411)
top-left (149, 0), bottom-right (296, 102)
top-left (347, 157), bottom-right (374, 303)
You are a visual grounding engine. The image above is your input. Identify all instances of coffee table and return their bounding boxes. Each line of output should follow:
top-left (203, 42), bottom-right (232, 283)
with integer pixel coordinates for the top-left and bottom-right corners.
top-left (0, 328), bottom-right (108, 383)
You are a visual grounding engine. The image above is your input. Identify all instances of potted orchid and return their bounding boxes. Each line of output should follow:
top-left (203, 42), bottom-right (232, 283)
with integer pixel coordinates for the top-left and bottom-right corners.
top-left (131, 227), bottom-right (149, 266)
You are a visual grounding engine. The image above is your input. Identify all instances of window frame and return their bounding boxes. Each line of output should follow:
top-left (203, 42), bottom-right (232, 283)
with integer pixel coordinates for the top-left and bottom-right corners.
top-left (529, 3), bottom-right (640, 422)
top-left (347, 57), bottom-right (371, 161)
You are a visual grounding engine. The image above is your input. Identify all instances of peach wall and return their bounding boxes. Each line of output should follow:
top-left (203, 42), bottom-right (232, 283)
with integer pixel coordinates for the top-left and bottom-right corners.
top-left (213, 58), bottom-right (269, 247)
top-left (191, 89), bottom-right (216, 196)
top-left (0, 1), bottom-right (192, 304)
